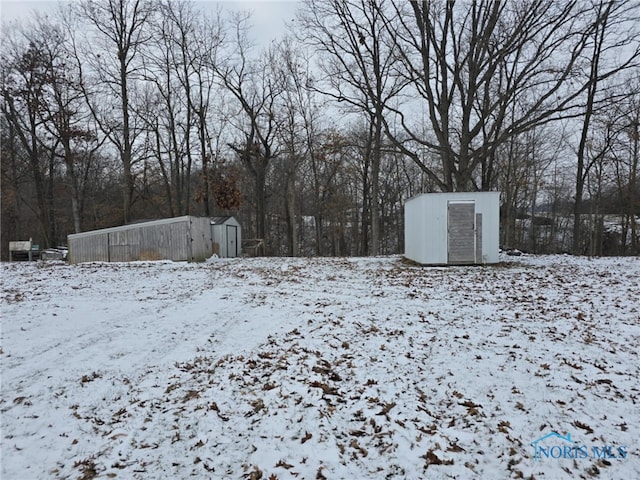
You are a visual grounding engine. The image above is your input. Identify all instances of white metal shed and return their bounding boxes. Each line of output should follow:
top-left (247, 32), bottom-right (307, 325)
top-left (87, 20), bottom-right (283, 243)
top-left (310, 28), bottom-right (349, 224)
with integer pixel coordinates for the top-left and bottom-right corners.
top-left (404, 192), bottom-right (500, 265)
top-left (211, 216), bottom-right (242, 258)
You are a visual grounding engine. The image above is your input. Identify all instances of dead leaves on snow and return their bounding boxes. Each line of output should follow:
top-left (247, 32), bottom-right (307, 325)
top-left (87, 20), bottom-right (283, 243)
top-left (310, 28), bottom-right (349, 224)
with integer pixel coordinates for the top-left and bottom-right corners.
top-left (422, 449), bottom-right (454, 466)
top-left (309, 381), bottom-right (340, 397)
top-left (573, 419), bottom-right (594, 434)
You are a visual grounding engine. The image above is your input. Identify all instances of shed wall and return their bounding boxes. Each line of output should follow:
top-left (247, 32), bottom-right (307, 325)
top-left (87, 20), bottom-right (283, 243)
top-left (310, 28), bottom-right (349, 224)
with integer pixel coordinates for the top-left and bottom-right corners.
top-left (473, 193), bottom-right (500, 264)
top-left (189, 217), bottom-right (214, 261)
top-left (69, 233), bottom-right (110, 263)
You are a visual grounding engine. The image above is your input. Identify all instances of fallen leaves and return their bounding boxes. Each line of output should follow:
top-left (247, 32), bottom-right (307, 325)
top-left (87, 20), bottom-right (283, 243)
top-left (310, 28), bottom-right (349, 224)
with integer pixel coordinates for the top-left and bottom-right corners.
top-left (349, 439), bottom-right (368, 458)
top-left (376, 401), bottom-right (396, 417)
top-left (573, 420), bottom-right (594, 434)
top-left (422, 450), bottom-right (454, 466)
top-left (275, 459), bottom-right (293, 469)
top-left (80, 372), bottom-right (102, 385)
top-left (309, 381), bottom-right (340, 396)
top-left (246, 398), bottom-right (265, 416)
top-left (498, 420), bottom-right (511, 434)
top-left (459, 399), bottom-right (483, 416)
top-left (243, 465), bottom-right (263, 480)
top-left (182, 390), bottom-right (200, 402)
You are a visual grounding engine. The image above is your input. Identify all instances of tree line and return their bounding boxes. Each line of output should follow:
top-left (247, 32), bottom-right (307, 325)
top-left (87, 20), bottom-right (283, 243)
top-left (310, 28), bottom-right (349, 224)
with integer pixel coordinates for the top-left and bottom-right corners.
top-left (2, 0), bottom-right (639, 259)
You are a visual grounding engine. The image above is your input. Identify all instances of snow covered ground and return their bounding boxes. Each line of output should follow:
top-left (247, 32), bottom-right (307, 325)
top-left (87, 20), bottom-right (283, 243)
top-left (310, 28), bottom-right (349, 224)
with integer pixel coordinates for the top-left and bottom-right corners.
top-left (1, 254), bottom-right (639, 480)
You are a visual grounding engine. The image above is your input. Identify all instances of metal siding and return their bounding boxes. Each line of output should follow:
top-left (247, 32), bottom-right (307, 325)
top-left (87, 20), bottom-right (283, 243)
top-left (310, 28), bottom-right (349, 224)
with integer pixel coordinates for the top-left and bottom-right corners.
top-left (476, 213), bottom-right (483, 263)
top-left (484, 193), bottom-right (500, 263)
top-left (405, 194), bottom-right (446, 264)
top-left (69, 233), bottom-right (109, 263)
top-left (170, 221), bottom-right (190, 260)
top-left (225, 217), bottom-right (242, 257)
top-left (429, 195), bottom-right (448, 264)
top-left (236, 219), bottom-right (242, 257)
top-left (189, 217), bottom-right (213, 261)
top-left (108, 229), bottom-right (135, 262)
top-left (139, 224), bottom-right (164, 260)
top-left (211, 224), bottom-right (223, 257)
top-left (220, 226), bottom-right (227, 258)
top-left (447, 201), bottom-right (476, 264)
top-left (137, 222), bottom-right (186, 261)
top-left (404, 197), bottom-right (422, 263)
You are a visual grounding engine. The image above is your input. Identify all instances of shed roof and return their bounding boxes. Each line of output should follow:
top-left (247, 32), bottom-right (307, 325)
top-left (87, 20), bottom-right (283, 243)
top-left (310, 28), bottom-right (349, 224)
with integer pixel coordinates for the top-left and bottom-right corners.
top-left (68, 215), bottom-right (194, 239)
top-left (211, 216), bottom-right (235, 225)
top-left (406, 191), bottom-right (501, 204)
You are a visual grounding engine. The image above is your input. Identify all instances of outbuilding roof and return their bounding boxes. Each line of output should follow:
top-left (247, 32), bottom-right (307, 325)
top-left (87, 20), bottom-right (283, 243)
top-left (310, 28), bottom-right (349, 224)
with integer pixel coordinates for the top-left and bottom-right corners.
top-left (211, 216), bottom-right (234, 224)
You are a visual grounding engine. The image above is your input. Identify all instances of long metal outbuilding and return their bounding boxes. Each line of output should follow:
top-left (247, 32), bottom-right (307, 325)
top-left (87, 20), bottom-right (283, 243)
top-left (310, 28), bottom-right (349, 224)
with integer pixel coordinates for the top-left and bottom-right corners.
top-left (67, 216), bottom-right (214, 264)
top-left (404, 192), bottom-right (501, 265)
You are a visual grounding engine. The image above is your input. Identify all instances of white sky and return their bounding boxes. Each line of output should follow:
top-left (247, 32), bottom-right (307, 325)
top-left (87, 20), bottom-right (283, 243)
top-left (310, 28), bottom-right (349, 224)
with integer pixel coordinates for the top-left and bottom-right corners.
top-left (0, 0), bottom-right (298, 45)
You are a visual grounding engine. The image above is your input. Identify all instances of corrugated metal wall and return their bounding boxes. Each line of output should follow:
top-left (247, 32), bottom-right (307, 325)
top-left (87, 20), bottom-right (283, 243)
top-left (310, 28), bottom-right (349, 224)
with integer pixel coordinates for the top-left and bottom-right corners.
top-left (189, 217), bottom-right (214, 262)
top-left (68, 216), bottom-right (214, 264)
top-left (69, 233), bottom-right (110, 263)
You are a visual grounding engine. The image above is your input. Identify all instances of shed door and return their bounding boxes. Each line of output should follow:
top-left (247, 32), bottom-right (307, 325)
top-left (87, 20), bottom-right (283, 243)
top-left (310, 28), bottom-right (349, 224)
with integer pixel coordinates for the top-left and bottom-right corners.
top-left (226, 225), bottom-right (238, 257)
top-left (447, 201), bottom-right (476, 264)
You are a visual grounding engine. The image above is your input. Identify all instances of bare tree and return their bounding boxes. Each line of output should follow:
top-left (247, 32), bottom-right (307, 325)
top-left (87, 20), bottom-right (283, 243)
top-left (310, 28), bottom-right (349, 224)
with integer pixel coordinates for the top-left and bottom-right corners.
top-left (141, 0), bottom-right (224, 217)
top-left (571, 0), bottom-right (640, 254)
top-left (609, 79), bottom-right (640, 254)
top-left (297, 0), bottom-right (405, 255)
top-left (188, 9), bottom-right (224, 217)
top-left (138, 0), bottom-right (201, 217)
top-left (217, 13), bottom-right (283, 250)
top-left (378, 0), bottom-right (613, 192)
top-left (272, 37), bottom-right (325, 256)
top-left (76, 0), bottom-right (153, 224)
top-left (38, 13), bottom-right (105, 233)
top-left (1, 24), bottom-right (58, 246)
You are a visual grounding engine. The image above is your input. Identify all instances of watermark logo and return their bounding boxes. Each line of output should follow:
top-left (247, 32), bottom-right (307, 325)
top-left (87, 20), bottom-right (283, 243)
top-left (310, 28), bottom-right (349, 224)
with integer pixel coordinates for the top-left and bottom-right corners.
top-left (531, 431), bottom-right (627, 461)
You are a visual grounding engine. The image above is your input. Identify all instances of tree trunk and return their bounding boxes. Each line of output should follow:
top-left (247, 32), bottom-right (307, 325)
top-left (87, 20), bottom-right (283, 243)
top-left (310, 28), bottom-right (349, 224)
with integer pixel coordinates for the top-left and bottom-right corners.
top-left (120, 53), bottom-right (133, 224)
top-left (370, 110), bottom-right (383, 256)
top-left (285, 171), bottom-right (298, 256)
top-left (573, 1), bottom-right (611, 255)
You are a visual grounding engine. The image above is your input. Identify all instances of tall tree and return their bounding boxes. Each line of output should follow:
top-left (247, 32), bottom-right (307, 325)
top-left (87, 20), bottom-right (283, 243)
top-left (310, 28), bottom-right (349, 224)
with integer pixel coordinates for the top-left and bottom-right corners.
top-left (297, 0), bottom-right (405, 255)
top-left (39, 13), bottom-right (104, 233)
top-left (609, 79), bottom-right (640, 254)
top-left (76, 0), bottom-right (153, 224)
top-left (274, 37), bottom-right (323, 256)
top-left (1, 26), bottom-right (57, 246)
top-left (139, 0), bottom-right (199, 217)
top-left (379, 0), bottom-right (605, 192)
top-left (217, 13), bottom-right (283, 249)
top-left (571, 0), bottom-right (640, 254)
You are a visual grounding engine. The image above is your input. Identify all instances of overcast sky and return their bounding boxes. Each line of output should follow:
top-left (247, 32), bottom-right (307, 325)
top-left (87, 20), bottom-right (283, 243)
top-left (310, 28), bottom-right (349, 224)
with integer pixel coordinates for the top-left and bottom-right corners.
top-left (0, 0), bottom-right (298, 45)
